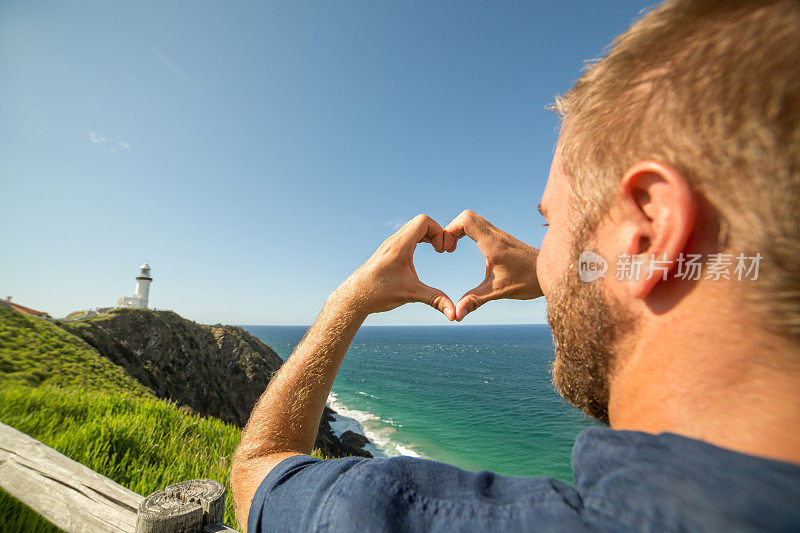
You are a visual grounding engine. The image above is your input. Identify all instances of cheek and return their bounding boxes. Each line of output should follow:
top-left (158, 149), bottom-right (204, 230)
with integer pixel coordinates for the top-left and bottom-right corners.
top-left (537, 231), bottom-right (562, 298)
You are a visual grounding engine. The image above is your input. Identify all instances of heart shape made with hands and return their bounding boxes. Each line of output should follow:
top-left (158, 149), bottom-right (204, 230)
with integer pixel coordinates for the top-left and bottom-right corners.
top-left (412, 230), bottom-right (489, 322)
top-left (407, 211), bottom-right (540, 322)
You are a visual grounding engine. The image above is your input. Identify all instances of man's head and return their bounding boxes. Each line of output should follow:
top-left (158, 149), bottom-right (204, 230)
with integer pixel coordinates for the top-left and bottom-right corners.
top-left (538, 0), bottom-right (800, 422)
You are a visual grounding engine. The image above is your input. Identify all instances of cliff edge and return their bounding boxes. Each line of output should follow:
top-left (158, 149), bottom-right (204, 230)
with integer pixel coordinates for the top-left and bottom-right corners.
top-left (57, 308), bottom-right (371, 459)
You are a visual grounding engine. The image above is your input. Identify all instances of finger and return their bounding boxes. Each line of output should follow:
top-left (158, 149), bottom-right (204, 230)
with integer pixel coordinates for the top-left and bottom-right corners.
top-left (442, 230), bottom-right (457, 253)
top-left (411, 282), bottom-right (456, 321)
top-left (406, 214), bottom-right (446, 253)
top-left (443, 210), bottom-right (495, 253)
top-left (454, 280), bottom-right (494, 321)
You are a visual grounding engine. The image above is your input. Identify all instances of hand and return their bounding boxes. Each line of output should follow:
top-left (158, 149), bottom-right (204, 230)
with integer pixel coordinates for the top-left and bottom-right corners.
top-left (333, 214), bottom-right (457, 321)
top-left (444, 210), bottom-right (542, 321)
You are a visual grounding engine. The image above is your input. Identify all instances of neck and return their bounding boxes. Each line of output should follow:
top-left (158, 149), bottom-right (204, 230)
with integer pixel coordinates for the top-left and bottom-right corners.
top-left (608, 285), bottom-right (800, 466)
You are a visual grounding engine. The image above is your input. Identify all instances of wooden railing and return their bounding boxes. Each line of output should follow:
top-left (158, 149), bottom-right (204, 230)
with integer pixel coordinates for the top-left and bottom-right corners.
top-left (0, 422), bottom-right (238, 532)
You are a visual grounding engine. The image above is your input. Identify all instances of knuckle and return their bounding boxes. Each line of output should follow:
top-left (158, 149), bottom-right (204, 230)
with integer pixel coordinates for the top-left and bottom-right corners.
top-left (378, 240), bottom-right (401, 257)
top-left (399, 293), bottom-right (415, 305)
top-left (465, 294), bottom-right (482, 311)
top-left (428, 292), bottom-right (441, 308)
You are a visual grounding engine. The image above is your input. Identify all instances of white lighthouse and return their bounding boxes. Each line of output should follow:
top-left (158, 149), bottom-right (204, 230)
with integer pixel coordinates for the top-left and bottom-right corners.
top-left (117, 263), bottom-right (153, 309)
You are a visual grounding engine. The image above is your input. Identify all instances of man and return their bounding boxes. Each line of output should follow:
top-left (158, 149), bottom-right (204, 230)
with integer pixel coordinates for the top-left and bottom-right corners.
top-left (232, 0), bottom-right (800, 530)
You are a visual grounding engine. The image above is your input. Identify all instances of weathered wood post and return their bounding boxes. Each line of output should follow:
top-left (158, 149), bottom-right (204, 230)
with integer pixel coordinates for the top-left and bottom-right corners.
top-left (135, 479), bottom-right (226, 533)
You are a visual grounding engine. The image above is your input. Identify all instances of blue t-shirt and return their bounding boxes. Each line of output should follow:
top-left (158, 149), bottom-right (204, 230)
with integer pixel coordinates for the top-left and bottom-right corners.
top-left (248, 428), bottom-right (800, 532)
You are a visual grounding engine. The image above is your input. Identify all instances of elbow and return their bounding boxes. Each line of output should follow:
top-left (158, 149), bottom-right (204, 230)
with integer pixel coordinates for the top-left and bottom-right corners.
top-left (230, 442), bottom-right (302, 528)
top-left (230, 438), bottom-right (280, 512)
top-left (230, 449), bottom-right (248, 522)
top-left (230, 440), bottom-right (247, 489)
top-left (230, 449), bottom-right (245, 494)
top-left (231, 440), bottom-right (261, 524)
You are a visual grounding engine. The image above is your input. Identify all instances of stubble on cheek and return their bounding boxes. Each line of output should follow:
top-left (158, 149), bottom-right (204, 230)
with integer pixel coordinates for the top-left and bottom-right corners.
top-left (546, 257), bottom-right (636, 424)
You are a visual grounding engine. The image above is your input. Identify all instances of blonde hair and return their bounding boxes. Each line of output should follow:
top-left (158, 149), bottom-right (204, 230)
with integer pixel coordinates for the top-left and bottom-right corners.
top-left (554, 0), bottom-right (800, 339)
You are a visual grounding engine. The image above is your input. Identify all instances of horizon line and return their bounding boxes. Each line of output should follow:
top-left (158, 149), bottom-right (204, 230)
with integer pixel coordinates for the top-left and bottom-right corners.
top-left (236, 322), bottom-right (551, 328)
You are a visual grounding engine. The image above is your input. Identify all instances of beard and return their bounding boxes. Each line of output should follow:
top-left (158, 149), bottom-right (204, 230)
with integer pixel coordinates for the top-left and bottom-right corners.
top-left (547, 236), bottom-right (637, 424)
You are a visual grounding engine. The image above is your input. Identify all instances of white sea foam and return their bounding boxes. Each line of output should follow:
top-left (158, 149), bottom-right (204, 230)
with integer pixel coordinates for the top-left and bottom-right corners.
top-left (327, 391), bottom-right (422, 459)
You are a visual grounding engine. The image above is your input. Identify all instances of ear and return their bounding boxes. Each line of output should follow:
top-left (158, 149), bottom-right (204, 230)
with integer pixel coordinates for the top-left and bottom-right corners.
top-left (617, 160), bottom-right (697, 299)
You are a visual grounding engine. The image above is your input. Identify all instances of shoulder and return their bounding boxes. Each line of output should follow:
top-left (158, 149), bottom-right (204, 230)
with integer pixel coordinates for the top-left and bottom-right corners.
top-left (572, 428), bottom-right (800, 531)
top-left (248, 454), bottom-right (606, 532)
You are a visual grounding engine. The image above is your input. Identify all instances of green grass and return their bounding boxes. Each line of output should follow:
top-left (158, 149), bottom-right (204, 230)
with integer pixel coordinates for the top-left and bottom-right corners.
top-left (0, 308), bottom-right (147, 395)
top-left (0, 384), bottom-right (243, 530)
top-left (0, 384), bottom-right (328, 531)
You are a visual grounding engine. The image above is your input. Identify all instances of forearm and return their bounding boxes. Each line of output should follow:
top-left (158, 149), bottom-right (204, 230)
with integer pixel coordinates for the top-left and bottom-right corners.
top-left (232, 214), bottom-right (455, 524)
top-left (236, 288), bottom-right (366, 461)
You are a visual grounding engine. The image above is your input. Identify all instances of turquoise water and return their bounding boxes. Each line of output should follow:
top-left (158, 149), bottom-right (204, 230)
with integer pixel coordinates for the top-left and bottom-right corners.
top-left (242, 324), bottom-right (597, 483)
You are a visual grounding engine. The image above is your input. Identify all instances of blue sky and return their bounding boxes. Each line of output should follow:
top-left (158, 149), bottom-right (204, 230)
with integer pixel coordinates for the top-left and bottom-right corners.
top-left (1, 1), bottom-right (653, 325)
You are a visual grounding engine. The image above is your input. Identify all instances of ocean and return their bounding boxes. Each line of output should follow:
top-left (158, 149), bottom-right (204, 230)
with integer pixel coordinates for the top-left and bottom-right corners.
top-left (242, 324), bottom-right (597, 483)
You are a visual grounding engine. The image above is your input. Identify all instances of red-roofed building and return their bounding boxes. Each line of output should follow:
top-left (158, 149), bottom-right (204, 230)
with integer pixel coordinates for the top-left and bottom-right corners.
top-left (2, 298), bottom-right (52, 319)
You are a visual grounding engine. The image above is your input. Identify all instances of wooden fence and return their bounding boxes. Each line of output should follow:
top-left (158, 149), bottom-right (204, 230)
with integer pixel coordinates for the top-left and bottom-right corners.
top-left (0, 422), bottom-right (238, 532)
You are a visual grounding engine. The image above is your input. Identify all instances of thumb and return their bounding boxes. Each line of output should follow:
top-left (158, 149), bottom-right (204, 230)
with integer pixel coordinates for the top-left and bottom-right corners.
top-left (455, 281), bottom-right (494, 322)
top-left (411, 282), bottom-right (456, 321)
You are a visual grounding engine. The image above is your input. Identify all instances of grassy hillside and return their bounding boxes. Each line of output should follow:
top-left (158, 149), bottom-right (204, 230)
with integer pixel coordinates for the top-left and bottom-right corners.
top-left (0, 307), bottom-right (148, 395)
top-left (0, 308), bottom-right (245, 530)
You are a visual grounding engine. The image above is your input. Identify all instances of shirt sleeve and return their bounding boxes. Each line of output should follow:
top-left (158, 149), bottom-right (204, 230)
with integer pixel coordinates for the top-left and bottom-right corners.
top-left (247, 454), bottom-right (368, 533)
top-left (247, 454), bottom-right (587, 533)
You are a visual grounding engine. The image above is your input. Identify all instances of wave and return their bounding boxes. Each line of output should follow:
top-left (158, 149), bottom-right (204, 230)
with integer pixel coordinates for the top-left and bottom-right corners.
top-left (327, 391), bottom-right (422, 459)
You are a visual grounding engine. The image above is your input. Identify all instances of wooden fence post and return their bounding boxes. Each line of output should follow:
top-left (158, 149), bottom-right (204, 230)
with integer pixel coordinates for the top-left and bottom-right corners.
top-left (135, 479), bottom-right (226, 533)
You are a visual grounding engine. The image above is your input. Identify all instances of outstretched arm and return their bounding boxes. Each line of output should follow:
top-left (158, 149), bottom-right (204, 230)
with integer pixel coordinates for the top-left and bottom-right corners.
top-left (230, 214), bottom-right (456, 525)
